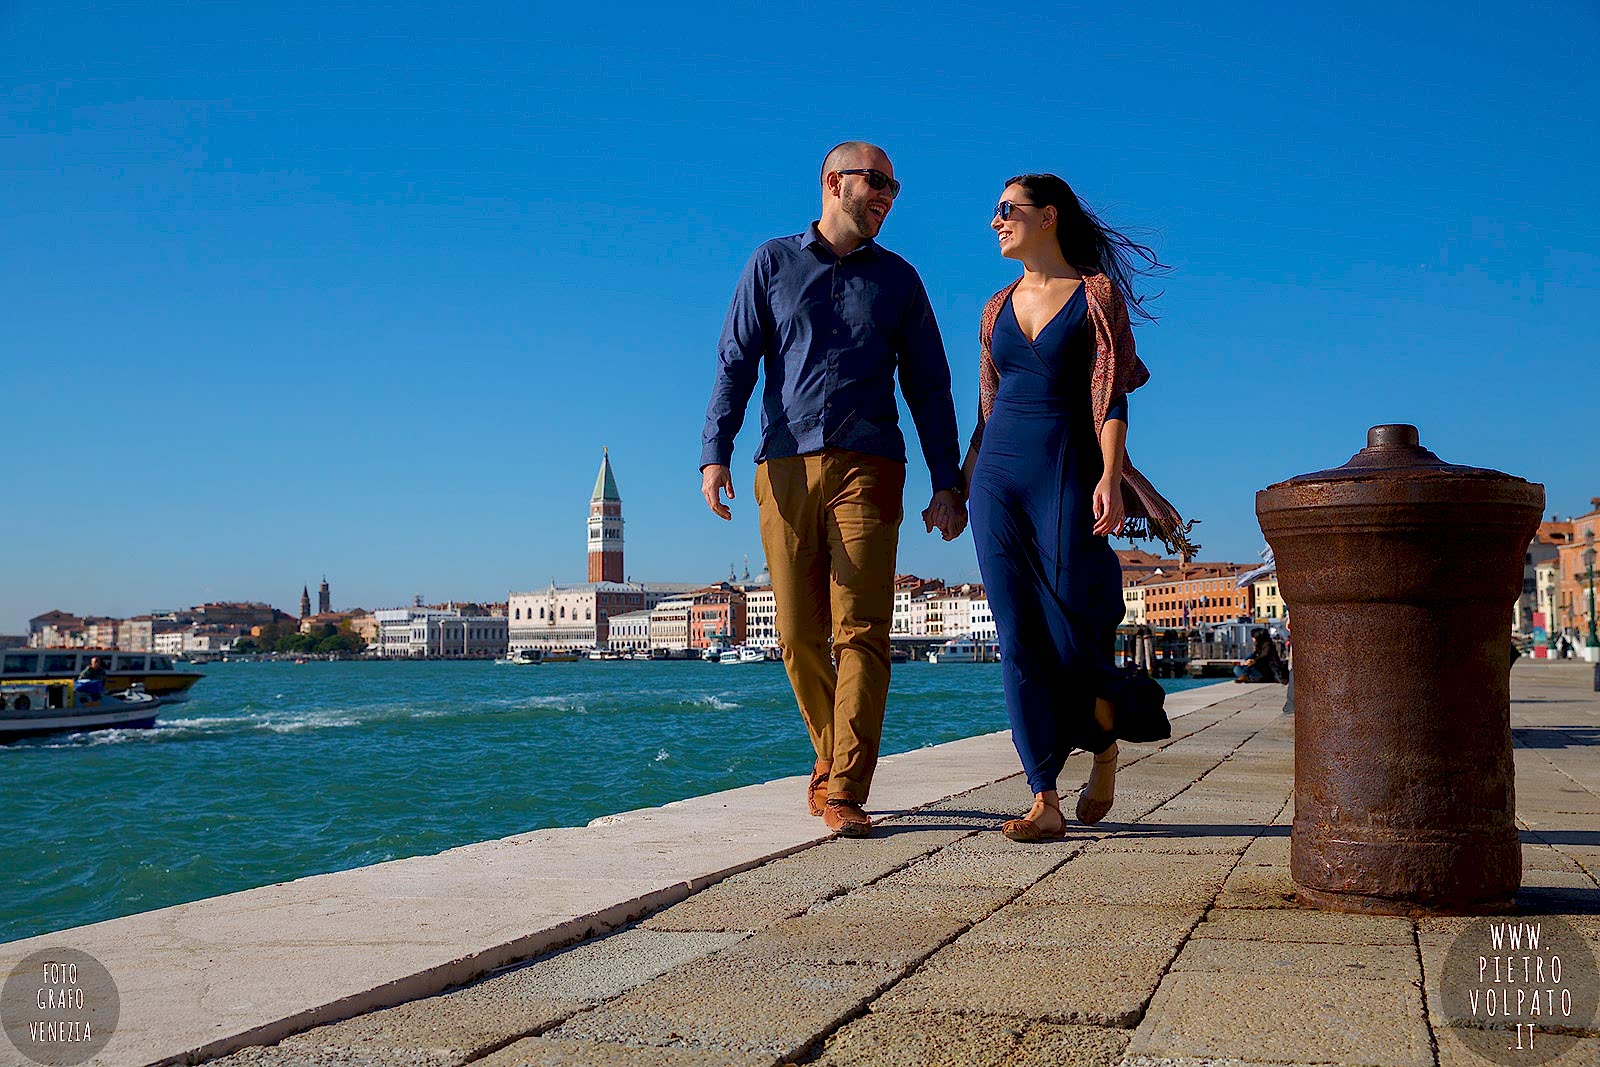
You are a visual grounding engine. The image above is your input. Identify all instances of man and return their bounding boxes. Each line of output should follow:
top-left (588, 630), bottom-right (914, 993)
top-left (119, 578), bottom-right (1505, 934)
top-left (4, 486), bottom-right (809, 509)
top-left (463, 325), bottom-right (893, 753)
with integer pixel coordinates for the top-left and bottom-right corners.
top-left (77, 656), bottom-right (107, 702)
top-left (700, 141), bottom-right (965, 838)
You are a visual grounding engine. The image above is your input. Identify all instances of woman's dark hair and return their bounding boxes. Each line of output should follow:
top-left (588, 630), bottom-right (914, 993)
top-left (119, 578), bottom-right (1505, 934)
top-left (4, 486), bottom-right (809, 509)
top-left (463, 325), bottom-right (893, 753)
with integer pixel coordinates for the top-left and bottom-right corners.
top-left (1005, 173), bottom-right (1168, 323)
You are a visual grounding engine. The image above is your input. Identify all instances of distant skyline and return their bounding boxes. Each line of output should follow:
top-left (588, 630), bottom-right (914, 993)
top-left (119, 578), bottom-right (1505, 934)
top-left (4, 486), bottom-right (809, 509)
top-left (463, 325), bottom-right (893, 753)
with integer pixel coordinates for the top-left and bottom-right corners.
top-left (5, 1), bottom-right (1597, 632)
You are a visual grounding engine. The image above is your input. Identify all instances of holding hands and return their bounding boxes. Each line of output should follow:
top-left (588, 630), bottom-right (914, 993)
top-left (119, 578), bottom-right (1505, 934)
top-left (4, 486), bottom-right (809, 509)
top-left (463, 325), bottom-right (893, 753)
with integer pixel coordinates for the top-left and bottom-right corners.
top-left (922, 489), bottom-right (968, 541)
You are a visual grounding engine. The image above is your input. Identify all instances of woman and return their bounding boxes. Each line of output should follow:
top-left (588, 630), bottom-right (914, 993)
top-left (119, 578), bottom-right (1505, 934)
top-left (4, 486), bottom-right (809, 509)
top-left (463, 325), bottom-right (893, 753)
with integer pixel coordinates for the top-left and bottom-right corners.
top-left (1233, 629), bottom-right (1284, 683)
top-left (961, 174), bottom-right (1195, 840)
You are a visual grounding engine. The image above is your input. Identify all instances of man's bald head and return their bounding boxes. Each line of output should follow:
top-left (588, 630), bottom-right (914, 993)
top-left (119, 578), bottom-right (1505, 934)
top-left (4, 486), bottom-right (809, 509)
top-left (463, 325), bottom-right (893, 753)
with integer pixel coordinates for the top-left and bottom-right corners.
top-left (820, 141), bottom-right (889, 187)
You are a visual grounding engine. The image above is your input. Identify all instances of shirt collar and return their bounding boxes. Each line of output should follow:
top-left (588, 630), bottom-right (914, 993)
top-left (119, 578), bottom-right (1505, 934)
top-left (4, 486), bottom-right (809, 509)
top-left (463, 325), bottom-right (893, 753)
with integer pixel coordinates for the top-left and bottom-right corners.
top-left (805, 221), bottom-right (879, 260)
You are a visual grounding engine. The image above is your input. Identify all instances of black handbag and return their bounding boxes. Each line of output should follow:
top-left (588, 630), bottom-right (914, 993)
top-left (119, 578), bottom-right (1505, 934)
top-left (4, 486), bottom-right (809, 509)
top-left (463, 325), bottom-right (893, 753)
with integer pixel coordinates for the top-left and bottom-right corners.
top-left (1101, 665), bottom-right (1171, 743)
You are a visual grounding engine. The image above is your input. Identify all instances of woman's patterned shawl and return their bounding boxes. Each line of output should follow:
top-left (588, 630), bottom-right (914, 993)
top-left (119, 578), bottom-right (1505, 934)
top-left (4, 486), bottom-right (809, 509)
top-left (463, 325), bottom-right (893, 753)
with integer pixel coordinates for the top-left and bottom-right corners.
top-left (970, 272), bottom-right (1199, 559)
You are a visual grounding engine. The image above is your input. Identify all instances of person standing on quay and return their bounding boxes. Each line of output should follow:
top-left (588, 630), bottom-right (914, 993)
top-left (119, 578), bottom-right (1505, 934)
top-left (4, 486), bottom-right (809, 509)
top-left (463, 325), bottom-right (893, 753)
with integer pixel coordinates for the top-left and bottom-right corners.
top-left (699, 141), bottom-right (966, 838)
top-left (963, 173), bottom-right (1194, 840)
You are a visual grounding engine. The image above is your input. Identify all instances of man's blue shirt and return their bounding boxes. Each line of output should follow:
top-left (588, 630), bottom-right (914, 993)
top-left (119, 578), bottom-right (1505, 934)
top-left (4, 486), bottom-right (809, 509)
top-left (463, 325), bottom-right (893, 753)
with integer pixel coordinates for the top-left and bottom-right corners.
top-left (699, 224), bottom-right (962, 492)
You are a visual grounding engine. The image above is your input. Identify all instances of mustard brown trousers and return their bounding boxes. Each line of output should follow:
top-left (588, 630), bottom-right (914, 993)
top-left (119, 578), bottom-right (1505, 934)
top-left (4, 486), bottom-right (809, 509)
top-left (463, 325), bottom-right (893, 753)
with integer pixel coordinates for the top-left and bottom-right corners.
top-left (755, 449), bottom-right (904, 804)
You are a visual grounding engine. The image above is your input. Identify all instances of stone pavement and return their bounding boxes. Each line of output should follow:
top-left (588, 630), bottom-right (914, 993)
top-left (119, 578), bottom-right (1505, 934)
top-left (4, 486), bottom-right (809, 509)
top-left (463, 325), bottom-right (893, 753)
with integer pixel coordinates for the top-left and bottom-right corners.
top-left (201, 662), bottom-right (1600, 1067)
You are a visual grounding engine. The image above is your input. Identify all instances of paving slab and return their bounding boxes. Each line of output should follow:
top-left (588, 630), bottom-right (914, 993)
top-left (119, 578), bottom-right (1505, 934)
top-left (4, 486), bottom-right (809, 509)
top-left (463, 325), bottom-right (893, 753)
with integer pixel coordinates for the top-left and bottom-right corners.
top-left (1129, 972), bottom-right (1433, 1067)
top-left (1018, 853), bottom-right (1236, 910)
top-left (878, 836), bottom-right (1075, 890)
top-left (1213, 864), bottom-right (1302, 910)
top-left (1190, 908), bottom-right (1416, 945)
top-left (1001, 1023), bottom-right (1131, 1067)
top-left (715, 906), bottom-right (966, 969)
top-left (871, 940), bottom-right (1180, 1027)
top-left (546, 955), bottom-right (894, 1059)
top-left (806, 1010), bottom-right (1023, 1067)
top-left (807, 882), bottom-right (1018, 926)
top-left (474, 1039), bottom-right (775, 1067)
top-left (1169, 937), bottom-right (1421, 982)
top-left (472, 929), bottom-right (750, 1003)
top-left (962, 904), bottom-right (1197, 951)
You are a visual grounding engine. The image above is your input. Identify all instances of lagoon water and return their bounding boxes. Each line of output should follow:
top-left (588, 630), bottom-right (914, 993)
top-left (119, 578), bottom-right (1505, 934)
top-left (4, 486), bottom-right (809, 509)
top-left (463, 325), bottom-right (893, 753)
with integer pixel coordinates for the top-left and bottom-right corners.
top-left (1, 660), bottom-right (1214, 944)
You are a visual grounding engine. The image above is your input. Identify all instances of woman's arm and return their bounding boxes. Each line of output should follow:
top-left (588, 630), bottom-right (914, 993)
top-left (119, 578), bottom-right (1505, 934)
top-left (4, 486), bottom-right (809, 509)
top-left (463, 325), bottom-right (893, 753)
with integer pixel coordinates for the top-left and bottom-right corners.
top-left (1091, 413), bottom-right (1128, 536)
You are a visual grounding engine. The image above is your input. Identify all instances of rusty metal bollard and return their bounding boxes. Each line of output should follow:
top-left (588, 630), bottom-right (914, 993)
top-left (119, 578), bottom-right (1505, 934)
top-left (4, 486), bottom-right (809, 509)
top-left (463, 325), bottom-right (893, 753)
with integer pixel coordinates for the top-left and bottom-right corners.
top-left (1256, 424), bottom-right (1544, 915)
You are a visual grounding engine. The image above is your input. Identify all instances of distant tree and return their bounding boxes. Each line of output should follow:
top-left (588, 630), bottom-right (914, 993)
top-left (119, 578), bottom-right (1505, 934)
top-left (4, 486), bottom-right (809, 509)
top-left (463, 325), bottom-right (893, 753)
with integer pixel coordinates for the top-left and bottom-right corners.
top-left (233, 638), bottom-right (261, 654)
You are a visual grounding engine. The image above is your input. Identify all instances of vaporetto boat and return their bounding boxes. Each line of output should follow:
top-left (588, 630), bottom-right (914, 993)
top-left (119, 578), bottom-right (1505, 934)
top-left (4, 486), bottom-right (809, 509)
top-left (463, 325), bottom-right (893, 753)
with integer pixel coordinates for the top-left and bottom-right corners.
top-left (1, 649), bottom-right (203, 701)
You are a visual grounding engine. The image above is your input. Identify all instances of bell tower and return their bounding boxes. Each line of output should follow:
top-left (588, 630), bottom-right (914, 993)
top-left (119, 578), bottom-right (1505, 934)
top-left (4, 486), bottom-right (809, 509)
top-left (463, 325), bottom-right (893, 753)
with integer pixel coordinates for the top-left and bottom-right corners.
top-left (588, 448), bottom-right (624, 583)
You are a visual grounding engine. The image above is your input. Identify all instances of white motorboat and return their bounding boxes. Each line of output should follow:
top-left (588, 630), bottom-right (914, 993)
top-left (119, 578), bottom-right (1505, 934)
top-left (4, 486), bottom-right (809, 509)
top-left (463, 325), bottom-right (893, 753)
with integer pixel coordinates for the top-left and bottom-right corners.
top-left (927, 636), bottom-right (1000, 664)
top-left (1, 679), bottom-right (163, 741)
top-left (496, 649), bottom-right (543, 666)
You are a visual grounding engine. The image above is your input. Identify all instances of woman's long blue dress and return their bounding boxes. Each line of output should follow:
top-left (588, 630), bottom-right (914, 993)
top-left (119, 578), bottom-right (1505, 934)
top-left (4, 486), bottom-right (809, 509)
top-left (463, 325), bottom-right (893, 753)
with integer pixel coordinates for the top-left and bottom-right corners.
top-left (969, 285), bottom-right (1126, 795)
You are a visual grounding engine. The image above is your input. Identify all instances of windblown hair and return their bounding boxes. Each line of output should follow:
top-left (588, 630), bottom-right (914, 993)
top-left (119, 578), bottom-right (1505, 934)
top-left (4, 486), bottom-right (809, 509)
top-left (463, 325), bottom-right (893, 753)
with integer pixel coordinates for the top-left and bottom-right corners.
top-left (1005, 173), bottom-right (1168, 324)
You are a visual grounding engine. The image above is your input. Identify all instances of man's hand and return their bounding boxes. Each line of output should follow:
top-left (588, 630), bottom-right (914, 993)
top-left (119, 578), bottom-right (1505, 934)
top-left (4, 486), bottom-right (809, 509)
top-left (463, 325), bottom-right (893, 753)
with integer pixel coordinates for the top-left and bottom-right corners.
top-left (701, 464), bottom-right (735, 521)
top-left (921, 489), bottom-right (968, 541)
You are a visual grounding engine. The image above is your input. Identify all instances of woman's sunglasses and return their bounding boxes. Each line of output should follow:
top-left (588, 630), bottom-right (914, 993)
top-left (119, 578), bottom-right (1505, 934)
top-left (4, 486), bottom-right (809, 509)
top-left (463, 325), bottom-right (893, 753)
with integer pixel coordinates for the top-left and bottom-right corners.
top-left (836, 168), bottom-right (901, 199)
top-left (993, 200), bottom-right (1040, 221)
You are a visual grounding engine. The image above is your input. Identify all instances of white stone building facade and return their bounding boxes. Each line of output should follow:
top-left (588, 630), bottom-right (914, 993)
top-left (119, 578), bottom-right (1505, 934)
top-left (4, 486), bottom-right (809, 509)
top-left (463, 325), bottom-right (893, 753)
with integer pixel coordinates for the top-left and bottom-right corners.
top-left (744, 587), bottom-right (779, 649)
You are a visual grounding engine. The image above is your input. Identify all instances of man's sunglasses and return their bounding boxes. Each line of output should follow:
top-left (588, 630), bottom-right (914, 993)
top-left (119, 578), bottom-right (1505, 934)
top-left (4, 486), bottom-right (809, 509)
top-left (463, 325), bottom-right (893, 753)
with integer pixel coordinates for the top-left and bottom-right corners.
top-left (993, 200), bottom-right (1040, 221)
top-left (836, 168), bottom-right (901, 199)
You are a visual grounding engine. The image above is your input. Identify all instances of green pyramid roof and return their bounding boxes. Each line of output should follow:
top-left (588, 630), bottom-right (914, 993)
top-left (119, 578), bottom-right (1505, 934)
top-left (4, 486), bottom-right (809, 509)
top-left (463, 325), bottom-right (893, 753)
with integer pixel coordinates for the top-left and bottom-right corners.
top-left (592, 449), bottom-right (621, 502)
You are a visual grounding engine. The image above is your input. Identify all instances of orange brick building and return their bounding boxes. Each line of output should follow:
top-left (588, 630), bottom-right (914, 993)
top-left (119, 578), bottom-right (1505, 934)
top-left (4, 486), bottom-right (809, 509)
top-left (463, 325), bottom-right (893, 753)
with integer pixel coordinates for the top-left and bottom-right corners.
top-left (690, 584), bottom-right (747, 649)
top-left (1139, 563), bottom-right (1255, 629)
top-left (1554, 500), bottom-right (1600, 643)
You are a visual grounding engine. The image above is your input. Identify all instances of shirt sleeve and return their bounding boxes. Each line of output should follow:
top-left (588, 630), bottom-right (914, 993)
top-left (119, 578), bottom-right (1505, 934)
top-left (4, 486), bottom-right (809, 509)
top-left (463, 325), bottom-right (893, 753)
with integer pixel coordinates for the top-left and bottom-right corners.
top-left (699, 249), bottom-right (768, 469)
top-left (895, 270), bottom-right (962, 492)
top-left (1107, 393), bottom-right (1128, 423)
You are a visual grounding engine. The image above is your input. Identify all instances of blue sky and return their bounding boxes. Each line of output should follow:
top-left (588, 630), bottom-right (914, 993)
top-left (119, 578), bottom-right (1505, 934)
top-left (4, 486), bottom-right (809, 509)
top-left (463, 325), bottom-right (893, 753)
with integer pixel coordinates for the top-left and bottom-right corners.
top-left (3, 1), bottom-right (1596, 631)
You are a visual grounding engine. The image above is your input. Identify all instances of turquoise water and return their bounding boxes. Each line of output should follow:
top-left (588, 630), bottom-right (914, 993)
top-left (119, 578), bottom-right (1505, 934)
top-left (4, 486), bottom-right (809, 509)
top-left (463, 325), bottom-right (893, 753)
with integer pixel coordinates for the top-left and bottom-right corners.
top-left (1, 661), bottom-right (1214, 944)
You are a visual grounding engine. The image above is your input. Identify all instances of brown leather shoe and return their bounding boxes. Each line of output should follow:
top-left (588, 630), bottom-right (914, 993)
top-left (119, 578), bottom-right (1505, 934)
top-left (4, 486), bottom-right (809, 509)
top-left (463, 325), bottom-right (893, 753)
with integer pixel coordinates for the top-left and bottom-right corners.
top-left (823, 798), bottom-right (871, 838)
top-left (808, 761), bottom-right (831, 817)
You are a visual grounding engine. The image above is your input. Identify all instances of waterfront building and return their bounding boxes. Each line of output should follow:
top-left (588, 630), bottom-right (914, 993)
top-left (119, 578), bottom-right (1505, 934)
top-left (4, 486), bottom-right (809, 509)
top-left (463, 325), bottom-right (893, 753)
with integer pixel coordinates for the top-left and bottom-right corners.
top-left (507, 582), bottom-right (699, 652)
top-left (1554, 502), bottom-right (1600, 649)
top-left (690, 584), bottom-right (747, 650)
top-left (28, 610), bottom-right (82, 640)
top-left (372, 607), bottom-right (507, 658)
top-left (967, 590), bottom-right (996, 641)
top-left (84, 617), bottom-right (120, 649)
top-left (154, 631), bottom-right (186, 656)
top-left (1140, 563), bottom-right (1257, 629)
top-left (1122, 578), bottom-right (1148, 625)
top-left (906, 586), bottom-right (944, 637)
top-left (892, 575), bottom-right (942, 636)
top-left (608, 609), bottom-right (654, 652)
top-left (648, 598), bottom-right (693, 651)
top-left (299, 610), bottom-right (365, 636)
top-left (588, 449), bottom-right (625, 583)
top-left (1517, 522), bottom-right (1571, 637)
top-left (349, 612), bottom-right (382, 646)
top-left (934, 584), bottom-right (981, 638)
top-left (744, 586), bottom-right (779, 649)
top-left (117, 617), bottom-right (155, 652)
top-left (1249, 573), bottom-right (1286, 622)
top-left (189, 603), bottom-right (290, 630)
top-left (1534, 557), bottom-right (1562, 652)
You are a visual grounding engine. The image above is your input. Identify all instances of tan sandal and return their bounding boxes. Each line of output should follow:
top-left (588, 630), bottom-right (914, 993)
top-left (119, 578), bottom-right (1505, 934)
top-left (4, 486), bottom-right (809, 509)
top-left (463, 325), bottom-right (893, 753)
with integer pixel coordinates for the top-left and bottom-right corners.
top-left (1003, 798), bottom-right (1066, 842)
top-left (1076, 745), bottom-right (1119, 826)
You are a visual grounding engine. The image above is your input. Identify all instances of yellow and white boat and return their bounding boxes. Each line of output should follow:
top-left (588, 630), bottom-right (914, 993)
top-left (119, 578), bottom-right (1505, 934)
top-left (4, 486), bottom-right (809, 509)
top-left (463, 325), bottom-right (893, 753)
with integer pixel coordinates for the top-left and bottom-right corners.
top-left (0, 649), bottom-right (203, 701)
